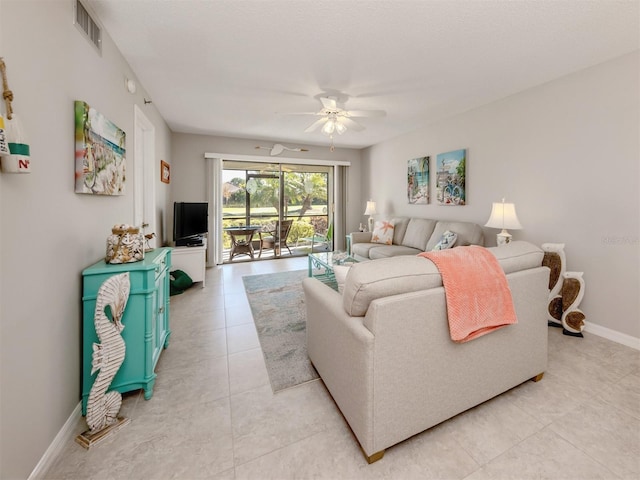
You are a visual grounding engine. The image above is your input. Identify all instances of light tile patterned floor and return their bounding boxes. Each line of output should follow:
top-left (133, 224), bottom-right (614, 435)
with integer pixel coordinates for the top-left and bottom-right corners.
top-left (43, 256), bottom-right (640, 479)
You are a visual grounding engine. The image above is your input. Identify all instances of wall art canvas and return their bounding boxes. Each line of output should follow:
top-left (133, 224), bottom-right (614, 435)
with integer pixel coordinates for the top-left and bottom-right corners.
top-left (407, 156), bottom-right (429, 204)
top-left (436, 149), bottom-right (466, 205)
top-left (75, 100), bottom-right (126, 195)
top-left (160, 160), bottom-right (170, 184)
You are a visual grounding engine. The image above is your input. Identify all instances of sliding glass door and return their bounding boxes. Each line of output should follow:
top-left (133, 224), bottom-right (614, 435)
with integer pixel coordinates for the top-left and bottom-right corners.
top-left (222, 161), bottom-right (332, 261)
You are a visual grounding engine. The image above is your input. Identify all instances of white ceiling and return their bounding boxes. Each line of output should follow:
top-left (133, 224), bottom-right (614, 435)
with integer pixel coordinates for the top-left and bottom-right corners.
top-left (88, 0), bottom-right (639, 150)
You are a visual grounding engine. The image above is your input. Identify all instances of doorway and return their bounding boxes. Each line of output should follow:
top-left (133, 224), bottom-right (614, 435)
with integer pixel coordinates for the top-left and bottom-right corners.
top-left (133, 105), bottom-right (156, 246)
top-left (222, 161), bottom-right (332, 262)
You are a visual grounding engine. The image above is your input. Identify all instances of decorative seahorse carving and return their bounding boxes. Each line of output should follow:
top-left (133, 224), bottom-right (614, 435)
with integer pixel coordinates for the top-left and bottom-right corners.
top-left (561, 272), bottom-right (586, 337)
top-left (541, 243), bottom-right (566, 328)
top-left (86, 272), bottom-right (130, 433)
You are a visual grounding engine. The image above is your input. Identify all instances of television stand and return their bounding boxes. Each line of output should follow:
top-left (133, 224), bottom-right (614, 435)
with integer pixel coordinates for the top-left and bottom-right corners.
top-left (172, 238), bottom-right (206, 287)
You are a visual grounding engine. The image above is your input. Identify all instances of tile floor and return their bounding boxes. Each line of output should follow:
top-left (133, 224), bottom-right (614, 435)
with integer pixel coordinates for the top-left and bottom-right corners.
top-left (44, 256), bottom-right (640, 479)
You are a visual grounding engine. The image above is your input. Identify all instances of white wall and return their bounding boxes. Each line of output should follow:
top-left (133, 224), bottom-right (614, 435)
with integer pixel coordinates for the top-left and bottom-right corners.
top-left (170, 133), bottom-right (363, 249)
top-left (362, 52), bottom-right (640, 340)
top-left (0, 1), bottom-right (172, 478)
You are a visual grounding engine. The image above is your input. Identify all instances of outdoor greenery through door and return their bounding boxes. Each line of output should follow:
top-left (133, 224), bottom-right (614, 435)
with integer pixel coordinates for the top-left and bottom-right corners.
top-left (222, 161), bottom-right (332, 261)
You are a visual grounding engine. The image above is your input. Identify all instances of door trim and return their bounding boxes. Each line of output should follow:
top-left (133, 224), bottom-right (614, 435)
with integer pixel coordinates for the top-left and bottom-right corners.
top-left (134, 105), bottom-right (156, 245)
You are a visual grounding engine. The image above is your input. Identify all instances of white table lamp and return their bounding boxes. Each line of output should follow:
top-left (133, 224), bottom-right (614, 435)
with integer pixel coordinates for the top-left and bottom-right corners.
top-left (485, 198), bottom-right (522, 245)
top-left (364, 200), bottom-right (377, 232)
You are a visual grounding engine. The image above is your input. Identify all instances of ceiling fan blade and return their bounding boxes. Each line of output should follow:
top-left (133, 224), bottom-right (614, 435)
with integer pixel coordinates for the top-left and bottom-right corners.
top-left (304, 117), bottom-right (329, 133)
top-left (284, 112), bottom-right (324, 116)
top-left (340, 117), bottom-right (365, 131)
top-left (270, 144), bottom-right (285, 156)
top-left (344, 110), bottom-right (386, 117)
top-left (319, 97), bottom-right (338, 110)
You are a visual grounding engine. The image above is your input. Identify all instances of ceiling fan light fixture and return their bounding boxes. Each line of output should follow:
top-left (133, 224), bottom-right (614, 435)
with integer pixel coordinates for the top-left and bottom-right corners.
top-left (334, 121), bottom-right (347, 135)
top-left (321, 119), bottom-right (336, 136)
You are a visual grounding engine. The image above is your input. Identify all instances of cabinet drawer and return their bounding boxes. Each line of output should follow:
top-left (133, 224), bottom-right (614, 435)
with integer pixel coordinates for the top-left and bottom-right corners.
top-left (154, 253), bottom-right (168, 279)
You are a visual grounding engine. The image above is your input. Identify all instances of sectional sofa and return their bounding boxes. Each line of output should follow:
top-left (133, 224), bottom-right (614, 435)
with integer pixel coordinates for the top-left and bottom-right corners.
top-left (303, 241), bottom-right (549, 463)
top-left (349, 217), bottom-right (485, 261)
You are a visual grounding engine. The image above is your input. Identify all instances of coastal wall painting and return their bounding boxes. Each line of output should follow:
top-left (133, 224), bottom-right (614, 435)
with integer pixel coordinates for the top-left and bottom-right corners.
top-left (436, 149), bottom-right (466, 205)
top-left (75, 100), bottom-right (126, 195)
top-left (407, 156), bottom-right (430, 204)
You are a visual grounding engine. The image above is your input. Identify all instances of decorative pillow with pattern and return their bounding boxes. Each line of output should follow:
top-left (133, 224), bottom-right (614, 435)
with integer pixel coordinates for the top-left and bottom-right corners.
top-left (371, 220), bottom-right (395, 245)
top-left (431, 230), bottom-right (457, 251)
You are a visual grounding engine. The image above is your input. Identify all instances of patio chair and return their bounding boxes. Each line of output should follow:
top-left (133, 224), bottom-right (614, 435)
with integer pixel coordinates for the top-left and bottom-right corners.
top-left (259, 220), bottom-right (293, 258)
top-left (310, 221), bottom-right (333, 252)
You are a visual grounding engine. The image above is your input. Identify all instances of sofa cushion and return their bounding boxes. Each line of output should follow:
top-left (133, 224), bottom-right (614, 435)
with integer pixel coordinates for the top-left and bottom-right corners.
top-left (342, 256), bottom-right (443, 317)
top-left (401, 218), bottom-right (437, 250)
top-left (342, 241), bottom-right (543, 317)
top-left (333, 265), bottom-right (351, 294)
top-left (490, 240), bottom-right (544, 274)
top-left (391, 217), bottom-right (410, 245)
top-left (369, 245), bottom-right (422, 259)
top-left (425, 221), bottom-right (484, 251)
top-left (371, 220), bottom-right (395, 245)
top-left (351, 242), bottom-right (380, 259)
top-left (431, 230), bottom-right (457, 251)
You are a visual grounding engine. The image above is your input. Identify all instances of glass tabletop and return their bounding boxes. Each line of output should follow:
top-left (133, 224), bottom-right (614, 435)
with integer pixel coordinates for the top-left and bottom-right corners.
top-left (308, 251), bottom-right (357, 270)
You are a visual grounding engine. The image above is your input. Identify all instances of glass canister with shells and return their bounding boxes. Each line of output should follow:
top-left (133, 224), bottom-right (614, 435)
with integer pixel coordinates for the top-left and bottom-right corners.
top-left (106, 224), bottom-right (145, 264)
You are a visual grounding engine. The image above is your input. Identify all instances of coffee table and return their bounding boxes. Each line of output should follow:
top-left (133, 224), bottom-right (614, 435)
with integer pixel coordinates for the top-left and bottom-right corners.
top-left (308, 251), bottom-right (357, 289)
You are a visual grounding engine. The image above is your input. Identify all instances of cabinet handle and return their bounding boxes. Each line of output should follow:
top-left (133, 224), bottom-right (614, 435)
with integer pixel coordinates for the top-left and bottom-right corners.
top-left (158, 306), bottom-right (164, 314)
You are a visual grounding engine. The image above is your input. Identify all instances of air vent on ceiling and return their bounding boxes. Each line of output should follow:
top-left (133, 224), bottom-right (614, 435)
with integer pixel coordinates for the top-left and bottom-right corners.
top-left (74, 0), bottom-right (102, 55)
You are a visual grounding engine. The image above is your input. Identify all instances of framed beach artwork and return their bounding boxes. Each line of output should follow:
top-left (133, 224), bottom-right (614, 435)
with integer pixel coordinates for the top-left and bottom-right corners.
top-left (436, 149), bottom-right (466, 205)
top-left (160, 160), bottom-right (170, 184)
top-left (74, 100), bottom-right (126, 195)
top-left (407, 156), bottom-right (430, 204)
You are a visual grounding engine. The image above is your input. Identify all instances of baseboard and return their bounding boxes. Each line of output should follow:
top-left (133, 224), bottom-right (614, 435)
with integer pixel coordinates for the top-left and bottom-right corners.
top-left (28, 402), bottom-right (82, 480)
top-left (584, 321), bottom-right (640, 351)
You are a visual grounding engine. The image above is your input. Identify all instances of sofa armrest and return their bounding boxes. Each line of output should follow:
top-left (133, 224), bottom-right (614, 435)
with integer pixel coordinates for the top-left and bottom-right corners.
top-left (303, 278), bottom-right (374, 362)
top-left (303, 277), bottom-right (376, 450)
top-left (350, 231), bottom-right (373, 244)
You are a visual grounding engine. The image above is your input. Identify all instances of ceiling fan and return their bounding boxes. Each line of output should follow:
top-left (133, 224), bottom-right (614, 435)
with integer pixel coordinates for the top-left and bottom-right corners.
top-left (254, 143), bottom-right (309, 156)
top-left (294, 96), bottom-right (386, 137)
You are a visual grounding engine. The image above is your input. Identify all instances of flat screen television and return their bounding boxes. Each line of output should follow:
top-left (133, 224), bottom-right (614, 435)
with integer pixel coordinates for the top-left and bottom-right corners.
top-left (173, 202), bottom-right (208, 246)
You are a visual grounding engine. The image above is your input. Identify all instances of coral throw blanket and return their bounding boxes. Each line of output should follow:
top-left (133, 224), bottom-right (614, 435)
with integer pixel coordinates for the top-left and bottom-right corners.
top-left (419, 246), bottom-right (517, 343)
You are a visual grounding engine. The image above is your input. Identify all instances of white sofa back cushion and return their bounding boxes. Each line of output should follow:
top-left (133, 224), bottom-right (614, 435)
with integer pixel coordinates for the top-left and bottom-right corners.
top-left (342, 241), bottom-right (543, 317)
top-left (390, 217), bottom-right (410, 245)
top-left (425, 221), bottom-right (485, 251)
top-left (490, 240), bottom-right (544, 274)
top-left (401, 218), bottom-right (438, 250)
top-left (342, 255), bottom-right (443, 317)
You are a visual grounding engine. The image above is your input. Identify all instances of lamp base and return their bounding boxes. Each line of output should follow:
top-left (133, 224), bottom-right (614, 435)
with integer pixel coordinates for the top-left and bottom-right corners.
top-left (496, 230), bottom-right (512, 246)
top-left (368, 216), bottom-right (375, 233)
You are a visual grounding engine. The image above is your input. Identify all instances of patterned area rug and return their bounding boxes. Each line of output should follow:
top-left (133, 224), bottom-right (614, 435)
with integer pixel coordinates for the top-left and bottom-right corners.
top-left (242, 269), bottom-right (319, 393)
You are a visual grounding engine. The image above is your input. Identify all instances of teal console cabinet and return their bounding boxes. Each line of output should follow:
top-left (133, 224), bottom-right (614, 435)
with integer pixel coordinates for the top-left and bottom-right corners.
top-left (81, 248), bottom-right (172, 415)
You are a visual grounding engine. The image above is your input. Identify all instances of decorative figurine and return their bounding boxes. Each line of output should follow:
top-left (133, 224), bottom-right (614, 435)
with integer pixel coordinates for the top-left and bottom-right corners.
top-left (76, 272), bottom-right (131, 448)
top-left (561, 272), bottom-right (586, 337)
top-left (541, 243), bottom-right (566, 328)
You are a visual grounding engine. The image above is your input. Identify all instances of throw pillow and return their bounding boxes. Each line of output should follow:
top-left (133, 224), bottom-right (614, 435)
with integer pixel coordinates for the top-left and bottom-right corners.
top-left (431, 230), bottom-right (457, 251)
top-left (333, 265), bottom-right (351, 294)
top-left (371, 220), bottom-right (395, 245)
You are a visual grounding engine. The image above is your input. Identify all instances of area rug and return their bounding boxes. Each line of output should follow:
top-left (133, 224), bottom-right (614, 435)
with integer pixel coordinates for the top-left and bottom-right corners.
top-left (242, 269), bottom-right (319, 393)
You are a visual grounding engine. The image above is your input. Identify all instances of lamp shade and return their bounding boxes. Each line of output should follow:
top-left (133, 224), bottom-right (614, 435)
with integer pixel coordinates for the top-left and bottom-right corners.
top-left (364, 200), bottom-right (377, 216)
top-left (485, 200), bottom-right (523, 230)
